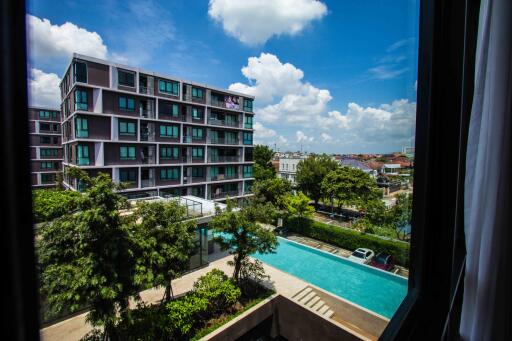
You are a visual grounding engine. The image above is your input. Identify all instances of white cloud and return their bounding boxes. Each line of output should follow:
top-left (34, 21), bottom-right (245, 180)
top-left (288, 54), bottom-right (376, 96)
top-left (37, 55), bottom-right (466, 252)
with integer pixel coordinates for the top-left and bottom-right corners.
top-left (28, 68), bottom-right (61, 108)
top-left (321, 133), bottom-right (333, 142)
top-left (27, 14), bottom-right (108, 61)
top-left (230, 53), bottom-right (332, 123)
top-left (277, 135), bottom-right (288, 144)
top-left (254, 122), bottom-right (276, 138)
top-left (367, 65), bottom-right (409, 80)
top-left (208, 0), bottom-right (327, 45)
top-left (296, 131), bottom-right (314, 143)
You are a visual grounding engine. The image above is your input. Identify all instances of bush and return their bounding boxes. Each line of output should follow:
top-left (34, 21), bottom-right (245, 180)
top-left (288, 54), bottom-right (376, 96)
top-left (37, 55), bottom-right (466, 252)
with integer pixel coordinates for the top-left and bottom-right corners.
top-left (193, 269), bottom-right (241, 315)
top-left (285, 217), bottom-right (410, 267)
top-left (167, 294), bottom-right (209, 337)
top-left (32, 189), bottom-right (81, 223)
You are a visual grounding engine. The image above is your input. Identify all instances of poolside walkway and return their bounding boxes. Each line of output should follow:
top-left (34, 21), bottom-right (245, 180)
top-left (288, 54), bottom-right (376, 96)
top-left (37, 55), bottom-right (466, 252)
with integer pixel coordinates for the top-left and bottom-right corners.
top-left (40, 253), bottom-right (309, 341)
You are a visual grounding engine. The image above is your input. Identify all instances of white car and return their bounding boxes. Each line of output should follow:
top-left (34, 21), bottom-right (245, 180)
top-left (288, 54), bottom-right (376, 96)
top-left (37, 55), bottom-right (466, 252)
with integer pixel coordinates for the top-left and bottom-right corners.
top-left (348, 248), bottom-right (375, 264)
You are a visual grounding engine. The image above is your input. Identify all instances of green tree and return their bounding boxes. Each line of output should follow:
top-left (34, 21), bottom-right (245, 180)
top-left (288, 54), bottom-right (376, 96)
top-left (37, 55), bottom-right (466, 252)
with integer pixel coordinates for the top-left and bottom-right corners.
top-left (388, 193), bottom-right (413, 240)
top-left (132, 200), bottom-right (197, 303)
top-left (253, 145), bottom-right (276, 180)
top-left (38, 170), bottom-right (137, 339)
top-left (321, 167), bottom-right (381, 211)
top-left (210, 200), bottom-right (278, 284)
top-left (252, 177), bottom-right (292, 208)
top-left (284, 192), bottom-right (315, 219)
top-left (32, 188), bottom-right (81, 223)
top-left (295, 155), bottom-right (339, 205)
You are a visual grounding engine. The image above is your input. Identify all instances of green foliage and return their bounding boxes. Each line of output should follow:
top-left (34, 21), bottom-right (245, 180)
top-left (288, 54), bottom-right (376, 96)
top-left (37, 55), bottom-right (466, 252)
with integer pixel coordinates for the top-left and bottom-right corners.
top-left (284, 192), bottom-right (315, 219)
top-left (39, 172), bottom-right (136, 338)
top-left (132, 200), bottom-right (196, 302)
top-left (32, 189), bottom-right (81, 223)
top-left (253, 177), bottom-right (292, 208)
top-left (210, 200), bottom-right (278, 283)
top-left (167, 294), bottom-right (209, 337)
top-left (389, 193), bottom-right (413, 240)
top-left (193, 269), bottom-right (241, 315)
top-left (321, 167), bottom-right (381, 210)
top-left (253, 145), bottom-right (276, 181)
top-left (295, 155), bottom-right (339, 204)
top-left (285, 217), bottom-right (410, 267)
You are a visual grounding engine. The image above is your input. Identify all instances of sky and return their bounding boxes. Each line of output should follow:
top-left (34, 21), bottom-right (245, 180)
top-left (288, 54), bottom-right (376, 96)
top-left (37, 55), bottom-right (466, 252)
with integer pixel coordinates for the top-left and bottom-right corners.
top-left (27, 0), bottom-right (419, 154)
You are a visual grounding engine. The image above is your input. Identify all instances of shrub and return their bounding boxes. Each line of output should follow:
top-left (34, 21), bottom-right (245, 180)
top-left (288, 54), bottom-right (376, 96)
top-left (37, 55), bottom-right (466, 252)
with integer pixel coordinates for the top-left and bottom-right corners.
top-left (285, 217), bottom-right (410, 267)
top-left (193, 269), bottom-right (241, 315)
top-left (32, 189), bottom-right (81, 223)
top-left (167, 294), bottom-right (209, 337)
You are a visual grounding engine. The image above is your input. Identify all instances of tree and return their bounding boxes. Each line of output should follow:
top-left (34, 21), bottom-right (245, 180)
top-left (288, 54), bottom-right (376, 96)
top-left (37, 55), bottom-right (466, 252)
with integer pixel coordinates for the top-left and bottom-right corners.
top-left (209, 200), bottom-right (278, 284)
top-left (253, 145), bottom-right (276, 181)
top-left (252, 177), bottom-right (292, 208)
top-left (132, 200), bottom-right (197, 303)
top-left (38, 170), bottom-right (137, 339)
top-left (321, 167), bottom-right (382, 211)
top-left (388, 193), bottom-right (413, 240)
top-left (32, 188), bottom-right (81, 223)
top-left (295, 155), bottom-right (339, 205)
top-left (284, 192), bottom-right (315, 219)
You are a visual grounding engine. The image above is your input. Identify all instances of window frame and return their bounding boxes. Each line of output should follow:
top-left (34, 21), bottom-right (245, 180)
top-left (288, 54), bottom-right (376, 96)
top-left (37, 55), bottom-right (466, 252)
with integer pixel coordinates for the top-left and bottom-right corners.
top-left (191, 87), bottom-right (204, 100)
top-left (119, 146), bottom-right (136, 160)
top-left (76, 145), bottom-right (90, 165)
top-left (75, 89), bottom-right (88, 111)
top-left (119, 96), bottom-right (135, 112)
top-left (73, 61), bottom-right (87, 83)
top-left (158, 79), bottom-right (179, 96)
top-left (119, 169), bottom-right (137, 183)
top-left (160, 146), bottom-right (179, 160)
top-left (75, 116), bottom-right (89, 138)
top-left (160, 167), bottom-right (179, 181)
top-left (191, 147), bottom-right (203, 159)
top-left (119, 120), bottom-right (136, 136)
top-left (159, 124), bottom-right (179, 138)
top-left (117, 69), bottom-right (135, 88)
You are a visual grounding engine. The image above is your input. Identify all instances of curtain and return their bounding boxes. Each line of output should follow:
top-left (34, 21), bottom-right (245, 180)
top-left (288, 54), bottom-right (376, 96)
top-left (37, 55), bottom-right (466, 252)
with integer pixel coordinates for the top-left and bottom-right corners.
top-left (461, 0), bottom-right (512, 339)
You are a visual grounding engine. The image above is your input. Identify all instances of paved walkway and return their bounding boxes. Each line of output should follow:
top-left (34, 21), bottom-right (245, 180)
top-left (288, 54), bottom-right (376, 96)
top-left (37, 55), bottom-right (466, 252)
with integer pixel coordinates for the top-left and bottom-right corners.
top-left (40, 254), bottom-right (309, 341)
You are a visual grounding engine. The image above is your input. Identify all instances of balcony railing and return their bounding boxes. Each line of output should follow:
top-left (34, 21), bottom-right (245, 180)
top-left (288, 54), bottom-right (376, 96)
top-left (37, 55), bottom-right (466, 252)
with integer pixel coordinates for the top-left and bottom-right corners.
top-left (210, 190), bottom-right (240, 199)
top-left (210, 173), bottom-right (239, 181)
top-left (141, 178), bottom-right (155, 188)
top-left (210, 98), bottom-right (240, 111)
top-left (141, 155), bottom-right (156, 164)
top-left (139, 85), bottom-right (153, 95)
top-left (208, 155), bottom-right (240, 163)
top-left (208, 118), bottom-right (240, 128)
top-left (208, 137), bottom-right (239, 145)
top-left (139, 107), bottom-right (155, 119)
top-left (140, 131), bottom-right (156, 142)
top-left (183, 136), bottom-right (205, 143)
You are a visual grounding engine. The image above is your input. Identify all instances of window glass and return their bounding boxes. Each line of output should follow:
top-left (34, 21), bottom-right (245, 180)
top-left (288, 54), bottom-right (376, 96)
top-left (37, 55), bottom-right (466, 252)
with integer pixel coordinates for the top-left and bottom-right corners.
top-left (119, 169), bottom-right (137, 183)
top-left (119, 96), bottom-right (135, 111)
top-left (119, 121), bottom-right (136, 136)
top-left (192, 147), bottom-right (203, 158)
top-left (120, 146), bottom-right (136, 160)
top-left (244, 115), bottom-right (253, 129)
top-left (243, 132), bottom-right (253, 145)
top-left (75, 117), bottom-right (88, 138)
top-left (191, 87), bottom-right (204, 99)
top-left (158, 79), bottom-right (179, 96)
top-left (160, 125), bottom-right (179, 138)
top-left (192, 127), bottom-right (203, 139)
top-left (172, 104), bottom-right (179, 117)
top-left (73, 61), bottom-right (87, 83)
top-left (160, 146), bottom-right (179, 159)
top-left (39, 110), bottom-right (50, 119)
top-left (243, 99), bottom-right (253, 112)
top-left (118, 69), bottom-right (135, 87)
top-left (77, 145), bottom-right (90, 165)
top-left (75, 90), bottom-right (88, 110)
top-left (160, 168), bottom-right (179, 180)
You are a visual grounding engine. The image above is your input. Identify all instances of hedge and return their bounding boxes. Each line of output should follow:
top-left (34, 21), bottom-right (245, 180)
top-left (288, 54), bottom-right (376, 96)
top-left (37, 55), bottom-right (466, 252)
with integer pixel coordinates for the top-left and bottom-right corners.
top-left (284, 217), bottom-right (410, 267)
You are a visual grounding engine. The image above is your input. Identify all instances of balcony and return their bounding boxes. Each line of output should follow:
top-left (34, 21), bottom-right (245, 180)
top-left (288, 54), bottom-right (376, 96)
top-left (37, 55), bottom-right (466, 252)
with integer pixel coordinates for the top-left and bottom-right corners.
top-left (139, 107), bottom-right (155, 119)
top-left (183, 136), bottom-right (205, 143)
top-left (210, 190), bottom-right (240, 200)
top-left (210, 98), bottom-right (240, 111)
top-left (209, 173), bottom-right (239, 181)
top-left (208, 137), bottom-right (239, 145)
top-left (208, 155), bottom-right (240, 163)
top-left (141, 178), bottom-right (155, 188)
top-left (208, 117), bottom-right (240, 128)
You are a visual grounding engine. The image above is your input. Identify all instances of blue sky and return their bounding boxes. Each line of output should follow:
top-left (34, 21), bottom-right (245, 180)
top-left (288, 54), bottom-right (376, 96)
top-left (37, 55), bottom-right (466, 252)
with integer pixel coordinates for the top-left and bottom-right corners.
top-left (27, 0), bottom-right (419, 154)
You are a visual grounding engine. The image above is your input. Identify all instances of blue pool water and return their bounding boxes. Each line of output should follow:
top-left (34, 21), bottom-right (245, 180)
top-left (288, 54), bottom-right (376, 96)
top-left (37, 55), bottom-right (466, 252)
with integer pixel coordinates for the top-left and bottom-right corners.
top-left (253, 237), bottom-right (408, 318)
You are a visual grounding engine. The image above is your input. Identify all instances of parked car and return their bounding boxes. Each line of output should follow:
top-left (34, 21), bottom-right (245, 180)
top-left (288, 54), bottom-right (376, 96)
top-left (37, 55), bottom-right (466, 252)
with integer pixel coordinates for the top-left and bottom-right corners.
top-left (370, 253), bottom-right (395, 271)
top-left (348, 248), bottom-right (375, 264)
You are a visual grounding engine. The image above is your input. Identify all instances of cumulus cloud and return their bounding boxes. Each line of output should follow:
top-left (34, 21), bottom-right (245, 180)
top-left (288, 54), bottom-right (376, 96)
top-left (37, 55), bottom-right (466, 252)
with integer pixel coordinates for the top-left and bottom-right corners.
top-left (254, 122), bottom-right (276, 138)
top-left (28, 68), bottom-right (61, 108)
top-left (208, 0), bottom-right (327, 45)
top-left (230, 53), bottom-right (332, 123)
top-left (296, 131), bottom-right (314, 143)
top-left (321, 133), bottom-right (333, 142)
top-left (27, 14), bottom-right (108, 61)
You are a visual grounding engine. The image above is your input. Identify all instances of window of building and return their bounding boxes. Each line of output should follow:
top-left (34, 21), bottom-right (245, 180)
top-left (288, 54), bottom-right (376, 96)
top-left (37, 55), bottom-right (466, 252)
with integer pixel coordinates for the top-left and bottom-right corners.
top-left (191, 87), bottom-right (204, 100)
top-left (158, 79), bottom-right (179, 96)
top-left (172, 104), bottom-right (179, 117)
top-left (243, 99), bottom-right (253, 112)
top-left (119, 121), bottom-right (136, 136)
top-left (243, 132), bottom-right (253, 145)
top-left (118, 69), bottom-right (135, 87)
top-left (192, 127), bottom-right (203, 140)
top-left (40, 136), bottom-right (51, 144)
top-left (75, 116), bottom-right (88, 138)
top-left (75, 90), bottom-right (88, 111)
top-left (160, 167), bottom-right (179, 181)
top-left (40, 161), bottom-right (55, 170)
top-left (192, 167), bottom-right (204, 178)
top-left (225, 166), bottom-right (236, 178)
top-left (119, 146), bottom-right (136, 160)
top-left (52, 137), bottom-right (59, 144)
top-left (226, 131), bottom-right (237, 144)
top-left (160, 146), bottom-right (179, 159)
top-left (226, 114), bottom-right (237, 126)
top-left (39, 110), bottom-right (50, 119)
top-left (192, 107), bottom-right (202, 120)
top-left (160, 125), bottom-right (179, 138)
top-left (40, 148), bottom-right (58, 157)
top-left (191, 187), bottom-right (203, 197)
top-left (192, 147), bottom-right (203, 159)
top-left (244, 115), bottom-right (253, 129)
top-left (210, 166), bottom-right (219, 178)
top-left (41, 173), bottom-right (56, 183)
top-left (76, 145), bottom-right (90, 165)
top-left (119, 169), bottom-right (137, 183)
top-left (243, 165), bottom-right (253, 178)
top-left (39, 123), bottom-right (50, 131)
top-left (73, 61), bottom-right (87, 83)
top-left (52, 111), bottom-right (58, 119)
top-left (119, 96), bottom-right (135, 112)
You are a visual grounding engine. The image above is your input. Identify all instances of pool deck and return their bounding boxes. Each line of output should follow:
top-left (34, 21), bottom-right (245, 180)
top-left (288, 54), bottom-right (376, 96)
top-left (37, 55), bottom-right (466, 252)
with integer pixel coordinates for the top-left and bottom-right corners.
top-left (40, 253), bottom-right (310, 341)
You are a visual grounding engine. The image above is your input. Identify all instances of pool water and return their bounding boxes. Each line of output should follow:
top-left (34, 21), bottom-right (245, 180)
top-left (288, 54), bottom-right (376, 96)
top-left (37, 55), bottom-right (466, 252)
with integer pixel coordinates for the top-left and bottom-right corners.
top-left (253, 237), bottom-right (408, 318)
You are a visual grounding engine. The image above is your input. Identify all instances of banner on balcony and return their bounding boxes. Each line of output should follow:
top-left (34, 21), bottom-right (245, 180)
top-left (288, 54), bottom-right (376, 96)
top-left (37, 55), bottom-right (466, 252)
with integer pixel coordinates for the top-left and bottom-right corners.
top-left (224, 95), bottom-right (239, 110)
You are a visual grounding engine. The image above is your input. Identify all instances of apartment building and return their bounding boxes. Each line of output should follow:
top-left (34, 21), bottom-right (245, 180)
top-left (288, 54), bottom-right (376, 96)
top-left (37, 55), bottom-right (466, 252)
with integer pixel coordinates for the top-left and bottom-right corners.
top-left (28, 106), bottom-right (63, 187)
top-left (59, 54), bottom-right (255, 201)
top-left (278, 156), bottom-right (306, 185)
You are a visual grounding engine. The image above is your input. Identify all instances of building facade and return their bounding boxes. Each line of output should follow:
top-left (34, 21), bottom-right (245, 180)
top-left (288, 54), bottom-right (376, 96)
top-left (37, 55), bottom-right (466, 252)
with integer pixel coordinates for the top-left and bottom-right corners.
top-left (60, 54), bottom-right (255, 201)
top-left (278, 157), bottom-right (305, 184)
top-left (28, 106), bottom-right (63, 188)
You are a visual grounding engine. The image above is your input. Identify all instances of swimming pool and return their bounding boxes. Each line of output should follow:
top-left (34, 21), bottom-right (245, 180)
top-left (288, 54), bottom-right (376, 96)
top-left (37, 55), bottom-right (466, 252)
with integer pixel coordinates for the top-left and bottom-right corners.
top-left (253, 237), bottom-right (408, 318)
